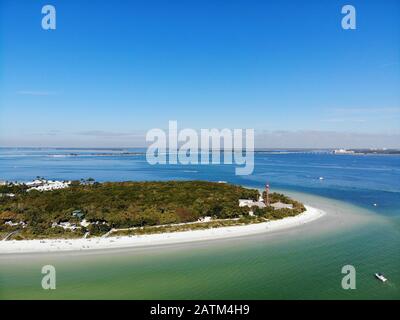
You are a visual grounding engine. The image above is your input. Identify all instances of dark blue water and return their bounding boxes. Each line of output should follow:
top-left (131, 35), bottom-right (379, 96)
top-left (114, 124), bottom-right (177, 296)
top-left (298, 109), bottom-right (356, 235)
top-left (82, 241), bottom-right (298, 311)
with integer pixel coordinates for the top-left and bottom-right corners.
top-left (1, 148), bottom-right (399, 217)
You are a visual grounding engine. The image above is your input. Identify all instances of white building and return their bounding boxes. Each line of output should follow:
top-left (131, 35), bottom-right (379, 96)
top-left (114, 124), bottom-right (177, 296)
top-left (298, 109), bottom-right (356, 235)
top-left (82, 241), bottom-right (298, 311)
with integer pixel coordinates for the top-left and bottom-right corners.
top-left (270, 201), bottom-right (293, 210)
top-left (333, 149), bottom-right (355, 155)
top-left (239, 195), bottom-right (266, 209)
top-left (26, 179), bottom-right (45, 187)
top-left (27, 180), bottom-right (71, 192)
top-left (5, 221), bottom-right (26, 228)
top-left (0, 193), bottom-right (15, 198)
top-left (239, 195), bottom-right (267, 216)
top-left (239, 194), bottom-right (294, 214)
top-left (51, 222), bottom-right (80, 231)
top-left (198, 216), bottom-right (212, 223)
top-left (80, 219), bottom-right (90, 227)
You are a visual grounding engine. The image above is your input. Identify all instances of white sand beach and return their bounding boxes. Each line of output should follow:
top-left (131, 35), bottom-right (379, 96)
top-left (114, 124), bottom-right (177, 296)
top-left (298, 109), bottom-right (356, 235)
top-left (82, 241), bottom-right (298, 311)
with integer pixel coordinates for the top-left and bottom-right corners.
top-left (0, 205), bottom-right (325, 254)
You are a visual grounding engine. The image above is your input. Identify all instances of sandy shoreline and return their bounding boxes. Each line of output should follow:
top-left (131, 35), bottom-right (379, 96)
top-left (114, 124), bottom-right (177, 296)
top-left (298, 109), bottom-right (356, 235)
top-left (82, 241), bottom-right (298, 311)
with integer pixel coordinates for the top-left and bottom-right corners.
top-left (0, 205), bottom-right (325, 254)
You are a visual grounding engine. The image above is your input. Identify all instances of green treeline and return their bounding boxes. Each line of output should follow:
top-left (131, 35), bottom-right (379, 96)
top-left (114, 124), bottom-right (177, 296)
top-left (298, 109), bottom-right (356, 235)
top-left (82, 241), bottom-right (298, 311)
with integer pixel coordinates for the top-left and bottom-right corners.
top-left (0, 181), bottom-right (305, 239)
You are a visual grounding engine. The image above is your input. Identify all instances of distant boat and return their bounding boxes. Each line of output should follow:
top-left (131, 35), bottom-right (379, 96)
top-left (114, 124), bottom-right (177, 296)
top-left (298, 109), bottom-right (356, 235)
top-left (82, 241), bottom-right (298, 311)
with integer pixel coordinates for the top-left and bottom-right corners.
top-left (375, 273), bottom-right (387, 282)
top-left (319, 177), bottom-right (324, 180)
top-left (373, 203), bottom-right (378, 207)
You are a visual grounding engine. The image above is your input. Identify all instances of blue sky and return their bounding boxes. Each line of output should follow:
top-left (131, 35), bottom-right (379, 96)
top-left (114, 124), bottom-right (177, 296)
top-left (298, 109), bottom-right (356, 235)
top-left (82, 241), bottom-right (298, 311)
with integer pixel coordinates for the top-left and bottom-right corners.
top-left (0, 0), bottom-right (399, 147)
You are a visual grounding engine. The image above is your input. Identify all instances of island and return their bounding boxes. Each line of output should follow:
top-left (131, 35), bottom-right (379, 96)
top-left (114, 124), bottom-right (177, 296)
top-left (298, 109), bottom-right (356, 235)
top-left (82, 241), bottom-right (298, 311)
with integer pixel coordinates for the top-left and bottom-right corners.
top-left (0, 180), bottom-right (307, 241)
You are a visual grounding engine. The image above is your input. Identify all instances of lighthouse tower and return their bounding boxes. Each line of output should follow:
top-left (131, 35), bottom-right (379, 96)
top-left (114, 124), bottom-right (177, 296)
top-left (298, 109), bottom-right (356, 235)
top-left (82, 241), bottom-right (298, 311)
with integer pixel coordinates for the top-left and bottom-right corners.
top-left (264, 183), bottom-right (270, 206)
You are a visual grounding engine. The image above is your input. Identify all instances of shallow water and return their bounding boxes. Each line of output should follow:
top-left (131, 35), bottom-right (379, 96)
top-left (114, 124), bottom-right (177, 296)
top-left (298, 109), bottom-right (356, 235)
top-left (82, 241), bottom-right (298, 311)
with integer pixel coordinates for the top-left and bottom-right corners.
top-left (0, 149), bottom-right (399, 299)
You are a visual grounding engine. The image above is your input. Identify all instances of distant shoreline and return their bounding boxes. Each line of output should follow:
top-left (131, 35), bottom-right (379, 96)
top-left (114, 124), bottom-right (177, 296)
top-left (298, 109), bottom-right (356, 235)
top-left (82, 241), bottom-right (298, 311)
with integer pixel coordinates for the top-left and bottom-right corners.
top-left (0, 205), bottom-right (325, 254)
top-left (1, 147), bottom-right (399, 155)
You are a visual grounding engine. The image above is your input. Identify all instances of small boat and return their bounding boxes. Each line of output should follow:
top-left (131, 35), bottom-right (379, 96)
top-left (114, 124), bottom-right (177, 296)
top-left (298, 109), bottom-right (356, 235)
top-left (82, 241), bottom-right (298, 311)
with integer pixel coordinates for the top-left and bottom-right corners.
top-left (375, 273), bottom-right (387, 282)
top-left (319, 177), bottom-right (324, 180)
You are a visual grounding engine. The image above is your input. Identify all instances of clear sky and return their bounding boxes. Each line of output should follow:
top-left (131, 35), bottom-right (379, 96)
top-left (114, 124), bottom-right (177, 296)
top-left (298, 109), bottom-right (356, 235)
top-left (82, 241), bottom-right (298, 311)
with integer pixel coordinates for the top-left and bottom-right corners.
top-left (0, 0), bottom-right (399, 148)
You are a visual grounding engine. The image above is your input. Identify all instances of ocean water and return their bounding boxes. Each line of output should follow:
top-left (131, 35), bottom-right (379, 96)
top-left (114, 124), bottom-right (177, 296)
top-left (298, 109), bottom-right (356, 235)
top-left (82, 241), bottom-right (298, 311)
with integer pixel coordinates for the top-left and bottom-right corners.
top-left (0, 148), bottom-right (399, 299)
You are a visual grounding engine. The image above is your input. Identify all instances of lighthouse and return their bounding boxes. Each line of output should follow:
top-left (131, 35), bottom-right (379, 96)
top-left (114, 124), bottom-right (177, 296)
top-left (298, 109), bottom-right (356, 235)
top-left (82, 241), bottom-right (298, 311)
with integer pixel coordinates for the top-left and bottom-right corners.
top-left (264, 183), bottom-right (270, 206)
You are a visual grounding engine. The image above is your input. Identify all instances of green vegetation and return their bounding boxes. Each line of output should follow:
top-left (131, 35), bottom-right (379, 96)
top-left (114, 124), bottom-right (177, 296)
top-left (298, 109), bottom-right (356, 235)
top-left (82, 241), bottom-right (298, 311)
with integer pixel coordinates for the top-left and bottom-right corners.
top-left (0, 181), bottom-right (305, 240)
top-left (113, 216), bottom-right (268, 237)
top-left (255, 192), bottom-right (306, 219)
top-left (0, 184), bottom-right (28, 195)
top-left (13, 227), bottom-right (85, 240)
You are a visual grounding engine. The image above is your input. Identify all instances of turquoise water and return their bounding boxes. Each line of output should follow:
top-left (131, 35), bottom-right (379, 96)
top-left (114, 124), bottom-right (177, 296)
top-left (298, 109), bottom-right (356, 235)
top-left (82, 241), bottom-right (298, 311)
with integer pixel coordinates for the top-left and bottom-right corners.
top-left (0, 148), bottom-right (399, 299)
